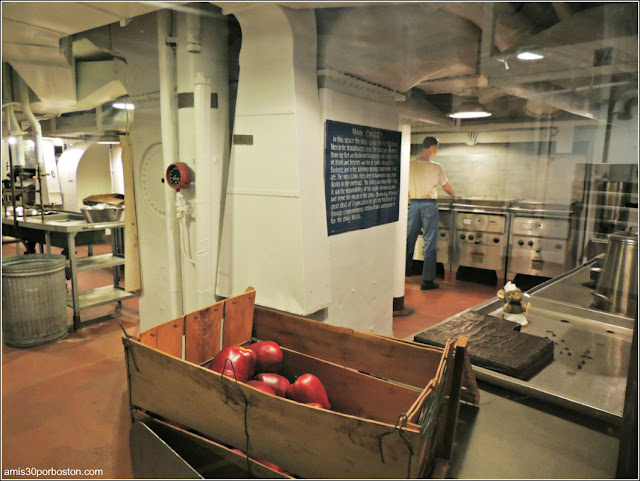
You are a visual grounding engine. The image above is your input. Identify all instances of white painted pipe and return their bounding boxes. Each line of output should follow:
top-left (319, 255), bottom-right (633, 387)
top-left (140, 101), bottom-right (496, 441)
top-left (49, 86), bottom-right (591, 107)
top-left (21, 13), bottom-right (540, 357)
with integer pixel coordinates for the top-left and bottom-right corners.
top-left (6, 105), bottom-right (25, 168)
top-left (18, 78), bottom-right (48, 205)
top-left (393, 124), bottom-right (412, 300)
top-left (157, 9), bottom-right (184, 318)
top-left (194, 72), bottom-right (214, 308)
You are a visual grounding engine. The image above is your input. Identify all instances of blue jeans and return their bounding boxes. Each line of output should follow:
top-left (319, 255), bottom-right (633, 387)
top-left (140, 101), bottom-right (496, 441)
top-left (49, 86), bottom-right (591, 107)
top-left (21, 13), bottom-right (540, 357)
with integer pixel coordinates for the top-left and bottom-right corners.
top-left (406, 199), bottom-right (438, 282)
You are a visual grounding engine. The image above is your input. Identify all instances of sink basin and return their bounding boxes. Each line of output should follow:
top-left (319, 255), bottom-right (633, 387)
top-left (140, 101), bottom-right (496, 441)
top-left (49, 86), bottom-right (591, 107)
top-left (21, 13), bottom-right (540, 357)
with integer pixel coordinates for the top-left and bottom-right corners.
top-left (43, 213), bottom-right (86, 222)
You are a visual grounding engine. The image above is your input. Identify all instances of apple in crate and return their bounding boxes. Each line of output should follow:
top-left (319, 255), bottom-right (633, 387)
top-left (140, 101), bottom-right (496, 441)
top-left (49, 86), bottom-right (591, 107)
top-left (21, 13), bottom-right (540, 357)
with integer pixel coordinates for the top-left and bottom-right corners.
top-left (208, 346), bottom-right (256, 382)
top-left (253, 373), bottom-right (290, 397)
top-left (246, 380), bottom-right (276, 395)
top-left (286, 373), bottom-right (331, 409)
top-left (248, 340), bottom-right (283, 373)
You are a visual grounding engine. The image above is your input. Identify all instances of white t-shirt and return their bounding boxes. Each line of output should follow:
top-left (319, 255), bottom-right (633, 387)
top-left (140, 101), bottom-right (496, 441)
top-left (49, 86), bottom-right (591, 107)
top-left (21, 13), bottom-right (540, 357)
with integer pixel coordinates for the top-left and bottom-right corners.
top-left (408, 159), bottom-right (448, 199)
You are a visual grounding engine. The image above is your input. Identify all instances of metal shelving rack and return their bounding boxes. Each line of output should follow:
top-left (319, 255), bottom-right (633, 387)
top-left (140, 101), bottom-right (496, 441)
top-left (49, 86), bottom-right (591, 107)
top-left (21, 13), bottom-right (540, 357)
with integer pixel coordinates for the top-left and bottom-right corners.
top-left (1, 213), bottom-right (138, 330)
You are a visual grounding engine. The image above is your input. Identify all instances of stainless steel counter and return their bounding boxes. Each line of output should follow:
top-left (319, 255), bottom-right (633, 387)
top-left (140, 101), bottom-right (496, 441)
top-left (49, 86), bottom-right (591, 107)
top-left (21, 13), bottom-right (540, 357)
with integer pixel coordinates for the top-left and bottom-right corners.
top-left (2, 212), bottom-right (137, 330)
top-left (448, 259), bottom-right (634, 426)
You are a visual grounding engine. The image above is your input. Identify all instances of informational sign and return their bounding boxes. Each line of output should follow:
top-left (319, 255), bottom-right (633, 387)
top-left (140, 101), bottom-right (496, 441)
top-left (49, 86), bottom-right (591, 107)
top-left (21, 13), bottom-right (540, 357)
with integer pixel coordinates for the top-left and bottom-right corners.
top-left (324, 120), bottom-right (402, 236)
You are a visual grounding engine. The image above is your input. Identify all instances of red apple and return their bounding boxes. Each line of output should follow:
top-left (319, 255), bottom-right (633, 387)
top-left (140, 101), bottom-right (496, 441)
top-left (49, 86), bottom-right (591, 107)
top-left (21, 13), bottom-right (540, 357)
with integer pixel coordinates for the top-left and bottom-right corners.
top-left (248, 341), bottom-right (283, 373)
top-left (208, 346), bottom-right (256, 382)
top-left (253, 372), bottom-right (290, 397)
top-left (286, 373), bottom-right (331, 409)
top-left (246, 380), bottom-right (276, 395)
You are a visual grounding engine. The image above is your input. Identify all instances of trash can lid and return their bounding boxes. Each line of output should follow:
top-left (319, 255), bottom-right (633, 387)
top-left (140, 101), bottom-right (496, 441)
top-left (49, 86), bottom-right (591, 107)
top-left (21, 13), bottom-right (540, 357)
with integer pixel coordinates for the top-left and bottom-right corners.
top-left (2, 254), bottom-right (67, 274)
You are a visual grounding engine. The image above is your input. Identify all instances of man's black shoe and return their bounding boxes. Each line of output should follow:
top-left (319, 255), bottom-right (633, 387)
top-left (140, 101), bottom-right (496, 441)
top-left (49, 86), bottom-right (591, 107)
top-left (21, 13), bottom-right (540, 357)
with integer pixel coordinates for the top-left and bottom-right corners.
top-left (420, 280), bottom-right (439, 290)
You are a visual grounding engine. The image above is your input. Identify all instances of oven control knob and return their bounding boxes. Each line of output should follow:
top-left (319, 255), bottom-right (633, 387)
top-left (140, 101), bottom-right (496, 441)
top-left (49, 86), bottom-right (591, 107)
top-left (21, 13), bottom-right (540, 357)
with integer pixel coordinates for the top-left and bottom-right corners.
top-left (440, 232), bottom-right (446, 238)
top-left (528, 240), bottom-right (534, 247)
top-left (460, 234), bottom-right (466, 240)
top-left (493, 237), bottom-right (500, 243)
top-left (468, 235), bottom-right (474, 241)
top-left (518, 240), bottom-right (524, 246)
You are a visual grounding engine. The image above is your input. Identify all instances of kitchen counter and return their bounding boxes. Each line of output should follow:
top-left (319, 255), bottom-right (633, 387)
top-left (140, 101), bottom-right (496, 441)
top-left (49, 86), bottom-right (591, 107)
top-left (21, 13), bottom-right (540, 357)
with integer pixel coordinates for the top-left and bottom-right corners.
top-left (432, 259), bottom-right (634, 426)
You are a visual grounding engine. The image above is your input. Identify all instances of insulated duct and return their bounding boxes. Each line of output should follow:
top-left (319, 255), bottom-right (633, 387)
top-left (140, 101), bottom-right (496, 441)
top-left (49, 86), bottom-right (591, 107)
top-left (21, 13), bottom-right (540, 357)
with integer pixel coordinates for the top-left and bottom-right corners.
top-left (397, 90), bottom-right (455, 127)
top-left (612, 88), bottom-right (639, 120)
top-left (498, 82), bottom-right (608, 122)
top-left (18, 77), bottom-right (47, 215)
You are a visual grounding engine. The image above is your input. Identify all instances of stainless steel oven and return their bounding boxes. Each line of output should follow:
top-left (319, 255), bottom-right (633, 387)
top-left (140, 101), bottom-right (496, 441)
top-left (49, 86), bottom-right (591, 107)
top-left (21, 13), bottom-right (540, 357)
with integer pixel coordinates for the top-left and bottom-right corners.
top-left (507, 201), bottom-right (575, 280)
top-left (451, 199), bottom-right (510, 284)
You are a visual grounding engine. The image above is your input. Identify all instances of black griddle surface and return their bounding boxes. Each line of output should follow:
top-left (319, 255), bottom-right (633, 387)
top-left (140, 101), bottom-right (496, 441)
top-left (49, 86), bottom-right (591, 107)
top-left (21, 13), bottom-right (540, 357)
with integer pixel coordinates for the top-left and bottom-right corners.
top-left (414, 311), bottom-right (554, 380)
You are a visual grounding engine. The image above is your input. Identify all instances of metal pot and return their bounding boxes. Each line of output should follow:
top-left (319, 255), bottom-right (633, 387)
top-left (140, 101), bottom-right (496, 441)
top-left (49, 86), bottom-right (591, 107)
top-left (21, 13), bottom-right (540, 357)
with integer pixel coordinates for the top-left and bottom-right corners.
top-left (80, 204), bottom-right (125, 223)
top-left (591, 231), bottom-right (638, 317)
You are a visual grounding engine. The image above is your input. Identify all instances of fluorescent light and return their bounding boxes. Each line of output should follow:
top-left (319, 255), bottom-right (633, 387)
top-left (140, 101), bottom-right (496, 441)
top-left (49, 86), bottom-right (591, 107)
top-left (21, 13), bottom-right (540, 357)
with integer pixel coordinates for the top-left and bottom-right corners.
top-left (112, 102), bottom-right (135, 110)
top-left (449, 111), bottom-right (492, 119)
top-left (516, 47), bottom-right (544, 61)
top-left (448, 99), bottom-right (492, 119)
top-left (98, 141), bottom-right (120, 145)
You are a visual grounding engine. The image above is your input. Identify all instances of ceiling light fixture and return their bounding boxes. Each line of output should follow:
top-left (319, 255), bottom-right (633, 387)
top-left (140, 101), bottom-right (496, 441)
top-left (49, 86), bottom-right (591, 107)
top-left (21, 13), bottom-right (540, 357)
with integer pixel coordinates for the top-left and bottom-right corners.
top-left (112, 101), bottom-right (135, 110)
top-left (98, 141), bottom-right (120, 145)
top-left (448, 99), bottom-right (492, 119)
top-left (516, 46), bottom-right (544, 61)
top-left (7, 136), bottom-right (17, 145)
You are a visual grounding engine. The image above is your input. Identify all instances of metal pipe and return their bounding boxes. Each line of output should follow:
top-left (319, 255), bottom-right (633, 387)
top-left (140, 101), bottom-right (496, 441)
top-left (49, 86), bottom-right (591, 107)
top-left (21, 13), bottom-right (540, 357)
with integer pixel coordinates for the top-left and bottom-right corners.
top-left (6, 140), bottom-right (23, 247)
top-left (18, 78), bottom-right (45, 221)
top-left (157, 9), bottom-right (184, 319)
top-left (194, 72), bottom-right (214, 308)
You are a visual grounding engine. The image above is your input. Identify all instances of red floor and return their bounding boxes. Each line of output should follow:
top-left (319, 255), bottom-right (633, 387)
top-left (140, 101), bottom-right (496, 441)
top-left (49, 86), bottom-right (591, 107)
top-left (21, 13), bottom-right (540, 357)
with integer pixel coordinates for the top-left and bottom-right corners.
top-left (1, 239), bottom-right (496, 478)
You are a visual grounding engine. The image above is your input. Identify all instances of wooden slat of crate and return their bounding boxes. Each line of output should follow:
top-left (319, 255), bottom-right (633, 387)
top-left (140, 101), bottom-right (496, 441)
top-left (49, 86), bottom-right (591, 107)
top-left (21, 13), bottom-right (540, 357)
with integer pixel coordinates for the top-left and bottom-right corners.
top-left (140, 329), bottom-right (157, 348)
top-left (138, 413), bottom-right (293, 479)
top-left (222, 287), bottom-right (256, 349)
top-left (254, 306), bottom-right (444, 389)
top-left (185, 302), bottom-right (224, 365)
top-left (156, 317), bottom-right (185, 359)
top-left (125, 339), bottom-right (424, 479)
top-left (280, 347), bottom-right (421, 427)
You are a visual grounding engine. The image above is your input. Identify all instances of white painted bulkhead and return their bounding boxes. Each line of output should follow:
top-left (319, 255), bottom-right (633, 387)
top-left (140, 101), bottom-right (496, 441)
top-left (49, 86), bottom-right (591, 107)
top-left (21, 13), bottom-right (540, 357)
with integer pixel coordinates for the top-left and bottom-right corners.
top-left (319, 87), bottom-right (402, 335)
top-left (216, 5), bottom-right (331, 316)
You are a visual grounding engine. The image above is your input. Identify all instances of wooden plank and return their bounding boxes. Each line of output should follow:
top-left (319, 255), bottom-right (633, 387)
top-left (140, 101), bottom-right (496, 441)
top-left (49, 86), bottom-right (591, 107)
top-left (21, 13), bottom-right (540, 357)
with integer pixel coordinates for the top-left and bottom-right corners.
top-left (222, 287), bottom-right (255, 349)
top-left (280, 347), bottom-right (422, 427)
top-left (430, 457), bottom-right (450, 479)
top-left (460, 350), bottom-right (481, 407)
top-left (435, 337), bottom-right (467, 460)
top-left (253, 306), bottom-right (445, 389)
top-left (125, 339), bottom-right (423, 479)
top-left (185, 302), bottom-right (224, 365)
top-left (140, 328), bottom-right (158, 348)
top-left (406, 339), bottom-right (454, 422)
top-left (120, 134), bottom-right (141, 292)
top-left (138, 413), bottom-right (293, 479)
top-left (156, 317), bottom-right (185, 359)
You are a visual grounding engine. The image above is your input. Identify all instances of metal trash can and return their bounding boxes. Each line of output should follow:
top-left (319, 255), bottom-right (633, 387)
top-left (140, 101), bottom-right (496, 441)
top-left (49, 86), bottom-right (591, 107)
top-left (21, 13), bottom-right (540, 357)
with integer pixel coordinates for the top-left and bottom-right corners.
top-left (2, 254), bottom-right (68, 347)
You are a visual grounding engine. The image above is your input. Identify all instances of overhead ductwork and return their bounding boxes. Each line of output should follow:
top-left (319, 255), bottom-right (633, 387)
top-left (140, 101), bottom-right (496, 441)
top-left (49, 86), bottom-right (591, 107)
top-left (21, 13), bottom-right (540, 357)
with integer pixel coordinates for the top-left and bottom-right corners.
top-left (612, 88), bottom-right (639, 120)
top-left (498, 82), bottom-right (608, 122)
top-left (317, 4), bottom-right (479, 93)
top-left (397, 89), bottom-right (455, 127)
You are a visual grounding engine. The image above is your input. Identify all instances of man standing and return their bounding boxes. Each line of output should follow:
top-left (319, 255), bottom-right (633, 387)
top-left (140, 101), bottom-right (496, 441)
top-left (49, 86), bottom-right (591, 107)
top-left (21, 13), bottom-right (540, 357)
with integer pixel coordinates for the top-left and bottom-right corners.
top-left (406, 136), bottom-right (456, 290)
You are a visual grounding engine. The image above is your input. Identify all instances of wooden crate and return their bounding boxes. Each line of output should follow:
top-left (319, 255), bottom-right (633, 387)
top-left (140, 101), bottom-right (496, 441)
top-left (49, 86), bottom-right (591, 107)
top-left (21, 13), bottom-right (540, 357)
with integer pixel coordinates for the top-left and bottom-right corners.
top-left (123, 287), bottom-right (479, 479)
